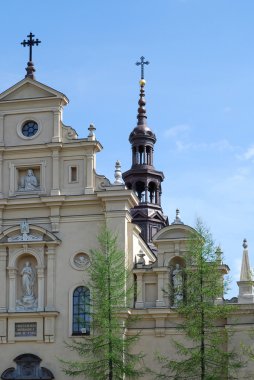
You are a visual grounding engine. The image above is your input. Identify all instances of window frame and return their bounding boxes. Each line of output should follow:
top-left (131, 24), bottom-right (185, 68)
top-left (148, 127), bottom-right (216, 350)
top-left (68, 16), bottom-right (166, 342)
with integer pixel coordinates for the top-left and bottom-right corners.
top-left (72, 286), bottom-right (90, 336)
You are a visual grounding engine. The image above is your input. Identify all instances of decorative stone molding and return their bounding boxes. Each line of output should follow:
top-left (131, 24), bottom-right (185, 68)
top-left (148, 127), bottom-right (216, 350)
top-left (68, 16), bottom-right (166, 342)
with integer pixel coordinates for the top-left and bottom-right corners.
top-left (1, 353), bottom-right (54, 379)
top-left (0, 225), bottom-right (60, 313)
top-left (9, 160), bottom-right (46, 196)
top-left (8, 221), bottom-right (43, 242)
top-left (70, 251), bottom-right (90, 271)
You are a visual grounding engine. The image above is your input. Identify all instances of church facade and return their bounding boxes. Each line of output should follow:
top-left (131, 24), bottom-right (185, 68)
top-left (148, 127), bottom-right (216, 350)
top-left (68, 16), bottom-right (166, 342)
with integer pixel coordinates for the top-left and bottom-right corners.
top-left (0, 39), bottom-right (254, 379)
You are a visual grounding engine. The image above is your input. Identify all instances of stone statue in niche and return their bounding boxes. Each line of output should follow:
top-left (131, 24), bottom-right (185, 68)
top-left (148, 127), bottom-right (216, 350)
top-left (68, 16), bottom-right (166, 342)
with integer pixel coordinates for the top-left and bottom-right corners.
top-left (19, 169), bottom-right (39, 191)
top-left (74, 254), bottom-right (90, 268)
top-left (21, 262), bottom-right (35, 299)
top-left (16, 261), bottom-right (37, 311)
top-left (172, 263), bottom-right (183, 307)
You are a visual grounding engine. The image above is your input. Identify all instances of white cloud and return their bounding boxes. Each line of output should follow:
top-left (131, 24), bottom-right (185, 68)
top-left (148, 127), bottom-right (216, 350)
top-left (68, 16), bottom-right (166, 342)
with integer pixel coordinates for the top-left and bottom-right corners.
top-left (164, 123), bottom-right (190, 138)
top-left (230, 167), bottom-right (251, 182)
top-left (175, 138), bottom-right (234, 153)
top-left (241, 145), bottom-right (254, 161)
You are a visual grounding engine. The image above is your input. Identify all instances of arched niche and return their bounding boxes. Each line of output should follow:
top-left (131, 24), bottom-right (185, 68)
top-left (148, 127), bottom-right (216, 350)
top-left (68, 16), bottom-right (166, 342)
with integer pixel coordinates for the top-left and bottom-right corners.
top-left (16, 253), bottom-right (38, 311)
top-left (169, 256), bottom-right (186, 269)
top-left (1, 353), bottom-right (54, 379)
top-left (0, 222), bottom-right (60, 313)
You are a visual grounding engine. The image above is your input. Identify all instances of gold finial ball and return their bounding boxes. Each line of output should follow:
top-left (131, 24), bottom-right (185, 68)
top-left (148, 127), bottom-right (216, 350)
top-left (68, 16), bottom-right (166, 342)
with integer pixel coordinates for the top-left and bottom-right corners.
top-left (139, 79), bottom-right (146, 86)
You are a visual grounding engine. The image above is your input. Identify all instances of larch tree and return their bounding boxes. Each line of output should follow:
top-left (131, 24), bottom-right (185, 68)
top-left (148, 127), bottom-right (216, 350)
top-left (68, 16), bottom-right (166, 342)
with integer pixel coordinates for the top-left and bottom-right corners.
top-left (156, 219), bottom-right (243, 380)
top-left (61, 228), bottom-right (144, 380)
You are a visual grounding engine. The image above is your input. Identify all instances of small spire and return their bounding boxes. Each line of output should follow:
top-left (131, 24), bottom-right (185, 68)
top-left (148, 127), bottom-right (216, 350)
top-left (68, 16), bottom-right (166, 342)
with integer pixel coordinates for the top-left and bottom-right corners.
top-left (240, 239), bottom-right (252, 281)
top-left (243, 238), bottom-right (248, 249)
top-left (114, 160), bottom-right (123, 185)
top-left (21, 33), bottom-right (41, 80)
top-left (88, 123), bottom-right (96, 140)
top-left (215, 246), bottom-right (223, 263)
top-left (172, 208), bottom-right (184, 225)
top-left (238, 239), bottom-right (254, 303)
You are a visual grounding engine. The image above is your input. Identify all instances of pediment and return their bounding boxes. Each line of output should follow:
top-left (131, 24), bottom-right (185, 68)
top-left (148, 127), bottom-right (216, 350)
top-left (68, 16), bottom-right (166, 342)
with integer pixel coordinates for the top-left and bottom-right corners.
top-left (153, 224), bottom-right (196, 242)
top-left (132, 210), bottom-right (167, 223)
top-left (132, 211), bottom-right (146, 219)
top-left (0, 223), bottom-right (60, 244)
top-left (0, 77), bottom-right (68, 104)
top-left (150, 211), bottom-right (166, 222)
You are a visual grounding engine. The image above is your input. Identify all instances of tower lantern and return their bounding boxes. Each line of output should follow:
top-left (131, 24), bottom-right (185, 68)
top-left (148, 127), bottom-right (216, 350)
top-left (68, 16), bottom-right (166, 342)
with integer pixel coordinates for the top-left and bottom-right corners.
top-left (122, 58), bottom-right (168, 251)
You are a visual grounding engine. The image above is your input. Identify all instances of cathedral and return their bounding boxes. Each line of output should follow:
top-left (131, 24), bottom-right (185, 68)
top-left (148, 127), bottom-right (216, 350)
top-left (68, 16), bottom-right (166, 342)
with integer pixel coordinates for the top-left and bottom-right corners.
top-left (0, 34), bottom-right (254, 379)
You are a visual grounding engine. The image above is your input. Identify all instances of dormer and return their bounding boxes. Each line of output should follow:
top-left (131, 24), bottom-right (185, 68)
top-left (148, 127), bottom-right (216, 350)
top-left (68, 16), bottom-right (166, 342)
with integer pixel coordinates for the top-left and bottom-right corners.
top-left (0, 77), bottom-right (69, 146)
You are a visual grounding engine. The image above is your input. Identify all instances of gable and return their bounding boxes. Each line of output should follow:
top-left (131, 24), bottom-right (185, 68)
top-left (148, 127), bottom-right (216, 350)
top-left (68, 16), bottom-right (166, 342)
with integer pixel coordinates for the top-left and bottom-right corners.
top-left (0, 78), bottom-right (68, 104)
top-left (153, 224), bottom-right (196, 242)
top-left (1, 82), bottom-right (55, 101)
top-left (150, 211), bottom-right (166, 222)
top-left (132, 211), bottom-right (146, 219)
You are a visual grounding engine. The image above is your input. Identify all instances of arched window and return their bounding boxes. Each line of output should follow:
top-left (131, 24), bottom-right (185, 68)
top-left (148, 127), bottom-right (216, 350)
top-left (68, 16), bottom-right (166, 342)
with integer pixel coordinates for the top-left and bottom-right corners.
top-left (72, 286), bottom-right (90, 335)
top-left (135, 181), bottom-right (145, 202)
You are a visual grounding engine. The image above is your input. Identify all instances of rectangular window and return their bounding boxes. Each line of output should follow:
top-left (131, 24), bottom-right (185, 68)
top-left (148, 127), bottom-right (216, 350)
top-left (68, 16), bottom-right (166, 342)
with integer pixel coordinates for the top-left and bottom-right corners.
top-left (69, 166), bottom-right (78, 183)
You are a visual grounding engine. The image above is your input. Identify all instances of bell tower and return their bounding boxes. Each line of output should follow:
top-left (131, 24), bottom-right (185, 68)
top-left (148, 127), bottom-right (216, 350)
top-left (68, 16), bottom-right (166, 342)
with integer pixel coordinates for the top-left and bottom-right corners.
top-left (122, 58), bottom-right (168, 250)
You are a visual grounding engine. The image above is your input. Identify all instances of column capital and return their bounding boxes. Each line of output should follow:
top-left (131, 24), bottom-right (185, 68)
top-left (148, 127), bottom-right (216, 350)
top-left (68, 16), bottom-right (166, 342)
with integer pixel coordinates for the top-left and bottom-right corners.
top-left (7, 267), bottom-right (17, 277)
top-left (46, 247), bottom-right (56, 256)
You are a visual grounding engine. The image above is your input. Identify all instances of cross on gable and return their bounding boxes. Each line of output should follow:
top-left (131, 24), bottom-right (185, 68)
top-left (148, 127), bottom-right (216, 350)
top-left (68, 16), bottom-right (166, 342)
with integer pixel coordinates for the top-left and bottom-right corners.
top-left (21, 32), bottom-right (41, 62)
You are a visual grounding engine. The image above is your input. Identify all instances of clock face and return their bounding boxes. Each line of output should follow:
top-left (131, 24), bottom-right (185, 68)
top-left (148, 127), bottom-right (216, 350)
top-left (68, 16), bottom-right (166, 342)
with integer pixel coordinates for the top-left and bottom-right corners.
top-left (21, 121), bottom-right (39, 137)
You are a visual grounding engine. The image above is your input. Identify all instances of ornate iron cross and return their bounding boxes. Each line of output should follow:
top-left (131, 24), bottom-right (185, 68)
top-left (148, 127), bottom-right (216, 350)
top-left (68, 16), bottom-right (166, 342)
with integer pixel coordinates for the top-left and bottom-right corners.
top-left (21, 33), bottom-right (41, 62)
top-left (136, 56), bottom-right (149, 80)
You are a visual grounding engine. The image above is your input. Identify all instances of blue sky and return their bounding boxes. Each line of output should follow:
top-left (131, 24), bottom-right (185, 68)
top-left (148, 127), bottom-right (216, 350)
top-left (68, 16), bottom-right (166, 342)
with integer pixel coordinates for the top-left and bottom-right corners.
top-left (0, 0), bottom-right (254, 297)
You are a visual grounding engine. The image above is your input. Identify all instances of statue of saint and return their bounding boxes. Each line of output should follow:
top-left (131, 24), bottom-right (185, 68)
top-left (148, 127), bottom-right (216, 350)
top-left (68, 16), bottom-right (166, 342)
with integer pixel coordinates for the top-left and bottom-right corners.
top-left (21, 261), bottom-right (35, 300)
top-left (19, 169), bottom-right (38, 191)
top-left (172, 264), bottom-right (183, 307)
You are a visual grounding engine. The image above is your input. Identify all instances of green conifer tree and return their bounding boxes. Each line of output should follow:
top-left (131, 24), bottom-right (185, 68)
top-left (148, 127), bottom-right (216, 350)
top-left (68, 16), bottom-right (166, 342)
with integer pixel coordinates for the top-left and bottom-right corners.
top-left (156, 219), bottom-right (243, 380)
top-left (61, 228), bottom-right (144, 380)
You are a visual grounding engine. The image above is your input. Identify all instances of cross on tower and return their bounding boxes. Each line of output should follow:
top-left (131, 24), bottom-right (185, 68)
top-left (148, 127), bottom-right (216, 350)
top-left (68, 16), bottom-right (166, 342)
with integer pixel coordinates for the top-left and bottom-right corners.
top-left (136, 56), bottom-right (149, 80)
top-left (21, 33), bottom-right (41, 62)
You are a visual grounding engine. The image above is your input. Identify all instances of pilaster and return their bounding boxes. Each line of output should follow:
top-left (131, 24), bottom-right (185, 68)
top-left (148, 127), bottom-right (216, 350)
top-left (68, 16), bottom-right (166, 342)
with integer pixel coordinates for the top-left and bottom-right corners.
top-left (135, 273), bottom-right (144, 308)
top-left (0, 151), bottom-right (3, 198)
top-left (51, 148), bottom-right (61, 196)
top-left (0, 114), bottom-right (4, 145)
top-left (8, 267), bottom-right (17, 312)
top-left (156, 271), bottom-right (166, 307)
top-left (37, 267), bottom-right (45, 311)
top-left (52, 109), bottom-right (62, 142)
top-left (45, 247), bottom-right (56, 311)
top-left (0, 248), bottom-right (7, 312)
top-left (85, 154), bottom-right (94, 194)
